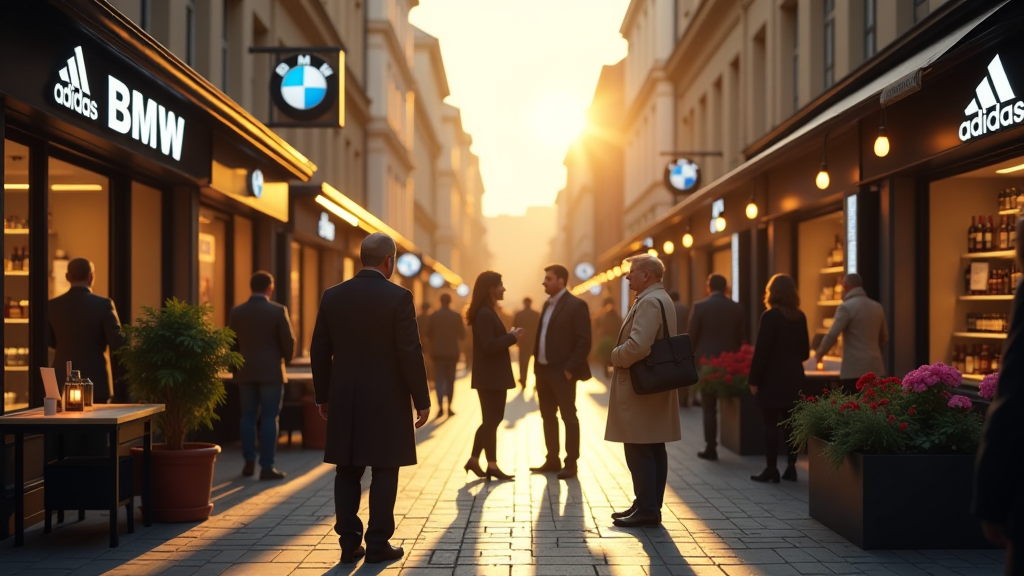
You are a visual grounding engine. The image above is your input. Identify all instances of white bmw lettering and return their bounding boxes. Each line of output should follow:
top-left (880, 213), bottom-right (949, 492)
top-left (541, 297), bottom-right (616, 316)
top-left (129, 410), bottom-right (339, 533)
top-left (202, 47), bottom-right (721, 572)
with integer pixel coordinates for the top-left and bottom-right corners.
top-left (158, 105), bottom-right (185, 161)
top-left (132, 90), bottom-right (158, 149)
top-left (107, 75), bottom-right (186, 160)
top-left (107, 75), bottom-right (131, 134)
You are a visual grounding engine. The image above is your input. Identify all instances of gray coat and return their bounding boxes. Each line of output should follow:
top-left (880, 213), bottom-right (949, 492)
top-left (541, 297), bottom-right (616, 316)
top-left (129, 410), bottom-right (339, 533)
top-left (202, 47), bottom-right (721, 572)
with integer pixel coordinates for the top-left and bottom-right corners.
top-left (47, 286), bottom-right (125, 403)
top-left (228, 295), bottom-right (295, 384)
top-left (688, 291), bottom-right (745, 360)
top-left (818, 287), bottom-right (888, 379)
top-left (426, 307), bottom-right (465, 360)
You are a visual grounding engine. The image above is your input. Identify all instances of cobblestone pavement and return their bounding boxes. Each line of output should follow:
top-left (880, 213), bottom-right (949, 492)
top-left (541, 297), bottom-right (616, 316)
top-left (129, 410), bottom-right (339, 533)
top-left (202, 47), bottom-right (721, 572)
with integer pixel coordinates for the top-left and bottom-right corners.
top-left (0, 370), bottom-right (1005, 576)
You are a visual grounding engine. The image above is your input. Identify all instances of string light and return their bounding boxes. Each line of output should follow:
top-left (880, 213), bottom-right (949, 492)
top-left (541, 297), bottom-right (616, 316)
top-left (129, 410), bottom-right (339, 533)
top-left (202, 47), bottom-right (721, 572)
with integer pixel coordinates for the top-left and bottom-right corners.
top-left (816, 132), bottom-right (830, 190)
top-left (874, 107), bottom-right (890, 157)
top-left (745, 200), bottom-right (758, 220)
top-left (682, 232), bottom-right (693, 248)
top-left (663, 240), bottom-right (675, 255)
top-left (715, 216), bottom-right (726, 233)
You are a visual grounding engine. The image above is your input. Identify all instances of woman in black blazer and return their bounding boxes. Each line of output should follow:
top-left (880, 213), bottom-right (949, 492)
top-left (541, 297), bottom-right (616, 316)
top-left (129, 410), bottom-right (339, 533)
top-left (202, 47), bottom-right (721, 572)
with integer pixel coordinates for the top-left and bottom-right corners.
top-left (748, 273), bottom-right (809, 483)
top-left (464, 271), bottom-right (523, 481)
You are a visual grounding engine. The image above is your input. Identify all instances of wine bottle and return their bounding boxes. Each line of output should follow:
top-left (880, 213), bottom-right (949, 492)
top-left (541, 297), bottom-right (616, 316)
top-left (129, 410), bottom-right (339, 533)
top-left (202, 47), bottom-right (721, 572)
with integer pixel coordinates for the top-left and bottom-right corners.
top-left (968, 216), bottom-right (977, 252)
top-left (975, 215), bottom-right (985, 251)
top-left (1000, 216), bottom-right (1010, 250)
top-left (833, 234), bottom-right (844, 265)
top-left (984, 216), bottom-right (994, 251)
top-left (965, 347), bottom-right (976, 374)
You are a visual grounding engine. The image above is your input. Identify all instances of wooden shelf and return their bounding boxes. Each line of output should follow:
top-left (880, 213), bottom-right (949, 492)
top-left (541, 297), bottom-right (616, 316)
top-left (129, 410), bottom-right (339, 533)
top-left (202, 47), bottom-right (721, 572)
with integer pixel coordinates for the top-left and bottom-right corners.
top-left (961, 374), bottom-right (985, 382)
top-left (952, 331), bottom-right (1008, 339)
top-left (3, 270), bottom-right (28, 276)
top-left (3, 229), bottom-right (28, 235)
top-left (817, 300), bottom-right (842, 306)
top-left (959, 295), bottom-right (1014, 301)
top-left (962, 250), bottom-right (1015, 259)
top-left (3, 318), bottom-right (28, 324)
top-left (4, 366), bottom-right (28, 372)
top-left (820, 266), bottom-right (844, 274)
top-left (999, 208), bottom-right (1020, 215)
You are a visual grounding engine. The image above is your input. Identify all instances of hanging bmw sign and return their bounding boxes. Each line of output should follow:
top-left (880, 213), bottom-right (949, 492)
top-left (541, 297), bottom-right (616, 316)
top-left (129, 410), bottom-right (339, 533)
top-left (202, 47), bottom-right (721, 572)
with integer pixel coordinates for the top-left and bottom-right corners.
top-left (262, 49), bottom-right (345, 127)
top-left (396, 253), bottom-right (423, 278)
top-left (664, 158), bottom-right (700, 196)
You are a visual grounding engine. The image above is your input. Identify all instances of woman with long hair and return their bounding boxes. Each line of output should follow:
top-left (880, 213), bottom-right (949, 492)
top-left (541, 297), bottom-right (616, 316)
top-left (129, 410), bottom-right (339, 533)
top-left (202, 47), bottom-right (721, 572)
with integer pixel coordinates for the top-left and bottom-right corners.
top-left (464, 271), bottom-right (523, 481)
top-left (748, 273), bottom-right (809, 483)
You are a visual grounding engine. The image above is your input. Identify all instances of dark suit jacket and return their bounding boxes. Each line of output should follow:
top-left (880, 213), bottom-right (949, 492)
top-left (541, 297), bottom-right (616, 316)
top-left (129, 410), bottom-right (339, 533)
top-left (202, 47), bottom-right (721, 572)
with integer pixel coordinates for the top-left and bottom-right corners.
top-left (974, 284), bottom-right (1024, 533)
top-left (426, 307), bottom-right (465, 360)
top-left (310, 269), bottom-right (430, 467)
top-left (47, 286), bottom-right (124, 403)
top-left (228, 295), bottom-right (295, 384)
top-left (673, 301), bottom-right (690, 335)
top-left (470, 306), bottom-right (517, 390)
top-left (688, 292), bottom-right (744, 360)
top-left (513, 308), bottom-right (540, 353)
top-left (749, 308), bottom-right (809, 408)
top-left (533, 292), bottom-right (592, 382)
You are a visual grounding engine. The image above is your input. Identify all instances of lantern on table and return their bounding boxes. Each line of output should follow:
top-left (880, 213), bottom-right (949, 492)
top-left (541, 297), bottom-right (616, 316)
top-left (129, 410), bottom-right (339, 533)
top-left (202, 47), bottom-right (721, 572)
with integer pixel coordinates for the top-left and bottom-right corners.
top-left (64, 370), bottom-right (85, 412)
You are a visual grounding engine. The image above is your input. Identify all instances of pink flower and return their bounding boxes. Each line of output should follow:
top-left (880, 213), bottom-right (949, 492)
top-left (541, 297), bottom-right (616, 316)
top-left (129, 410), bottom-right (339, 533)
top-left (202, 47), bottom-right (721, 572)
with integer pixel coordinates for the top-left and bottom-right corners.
top-left (979, 373), bottom-right (999, 401)
top-left (947, 395), bottom-right (973, 410)
top-left (901, 362), bottom-right (963, 393)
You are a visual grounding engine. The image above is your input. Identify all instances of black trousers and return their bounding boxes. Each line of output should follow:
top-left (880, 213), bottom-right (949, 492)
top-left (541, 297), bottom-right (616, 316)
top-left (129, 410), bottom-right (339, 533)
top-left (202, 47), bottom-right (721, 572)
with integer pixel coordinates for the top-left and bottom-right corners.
top-left (701, 390), bottom-right (718, 449)
top-left (518, 348), bottom-right (533, 384)
top-left (535, 364), bottom-right (579, 464)
top-left (623, 443), bottom-right (667, 516)
top-left (471, 389), bottom-right (507, 462)
top-left (334, 465), bottom-right (399, 551)
top-left (761, 407), bottom-right (798, 469)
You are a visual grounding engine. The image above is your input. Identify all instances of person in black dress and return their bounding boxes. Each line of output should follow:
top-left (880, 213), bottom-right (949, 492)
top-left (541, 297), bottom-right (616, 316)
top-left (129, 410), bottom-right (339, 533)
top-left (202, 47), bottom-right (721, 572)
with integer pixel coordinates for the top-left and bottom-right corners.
top-left (748, 273), bottom-right (809, 483)
top-left (464, 271), bottom-right (523, 481)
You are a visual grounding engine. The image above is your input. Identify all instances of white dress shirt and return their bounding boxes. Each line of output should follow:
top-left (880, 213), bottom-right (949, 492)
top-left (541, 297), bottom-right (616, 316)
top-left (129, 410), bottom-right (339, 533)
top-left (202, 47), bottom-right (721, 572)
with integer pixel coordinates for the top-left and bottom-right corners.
top-left (537, 288), bottom-right (567, 365)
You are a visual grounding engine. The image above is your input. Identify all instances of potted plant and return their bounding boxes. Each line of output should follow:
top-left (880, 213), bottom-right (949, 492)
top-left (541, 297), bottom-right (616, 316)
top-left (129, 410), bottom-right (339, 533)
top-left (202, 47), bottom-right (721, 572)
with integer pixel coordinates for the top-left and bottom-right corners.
top-left (116, 298), bottom-right (243, 523)
top-left (695, 345), bottom-right (763, 455)
top-left (788, 364), bottom-right (992, 549)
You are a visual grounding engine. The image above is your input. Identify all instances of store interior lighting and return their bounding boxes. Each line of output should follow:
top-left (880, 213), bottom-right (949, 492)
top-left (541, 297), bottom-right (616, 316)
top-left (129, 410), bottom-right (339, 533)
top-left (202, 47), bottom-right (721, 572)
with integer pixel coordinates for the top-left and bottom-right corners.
top-left (613, 266), bottom-right (622, 277)
top-left (663, 240), bottom-right (675, 255)
top-left (995, 162), bottom-right (1024, 174)
top-left (51, 184), bottom-right (103, 191)
top-left (682, 231), bottom-right (693, 248)
top-left (4, 184), bottom-right (29, 190)
top-left (874, 107), bottom-right (890, 158)
top-left (816, 133), bottom-right (831, 190)
top-left (715, 216), bottom-right (726, 232)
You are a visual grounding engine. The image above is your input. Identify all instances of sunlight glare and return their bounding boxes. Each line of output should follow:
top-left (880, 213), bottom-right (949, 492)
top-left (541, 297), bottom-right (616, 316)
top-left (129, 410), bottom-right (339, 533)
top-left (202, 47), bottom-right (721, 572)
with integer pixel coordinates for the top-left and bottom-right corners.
top-left (533, 93), bottom-right (586, 146)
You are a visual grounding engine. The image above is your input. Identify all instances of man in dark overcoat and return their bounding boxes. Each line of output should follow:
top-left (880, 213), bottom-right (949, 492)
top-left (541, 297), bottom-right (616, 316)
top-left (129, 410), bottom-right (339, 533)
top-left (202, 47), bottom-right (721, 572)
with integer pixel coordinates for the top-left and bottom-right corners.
top-left (310, 233), bottom-right (430, 565)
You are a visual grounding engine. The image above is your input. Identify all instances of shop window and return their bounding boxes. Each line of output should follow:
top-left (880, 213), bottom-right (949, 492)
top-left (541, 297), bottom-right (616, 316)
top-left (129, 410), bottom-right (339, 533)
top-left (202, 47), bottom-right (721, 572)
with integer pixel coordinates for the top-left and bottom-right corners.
top-left (199, 208), bottom-right (228, 327)
top-left (823, 0), bottom-right (835, 90)
top-left (301, 245), bottom-right (320, 357)
top-left (798, 211), bottom-right (845, 361)
top-left (233, 215), bottom-right (253, 309)
top-left (711, 247), bottom-right (733, 300)
top-left (929, 157), bottom-right (1023, 386)
top-left (3, 139), bottom-right (30, 412)
top-left (131, 182), bottom-right (162, 321)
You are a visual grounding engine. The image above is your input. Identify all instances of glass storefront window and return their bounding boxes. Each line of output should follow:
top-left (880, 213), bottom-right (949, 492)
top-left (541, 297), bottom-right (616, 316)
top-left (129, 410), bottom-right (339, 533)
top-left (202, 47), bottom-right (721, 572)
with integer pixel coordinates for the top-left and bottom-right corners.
top-left (798, 211), bottom-right (845, 360)
top-left (199, 207), bottom-right (228, 327)
top-left (3, 140), bottom-right (30, 411)
top-left (131, 182), bottom-right (163, 321)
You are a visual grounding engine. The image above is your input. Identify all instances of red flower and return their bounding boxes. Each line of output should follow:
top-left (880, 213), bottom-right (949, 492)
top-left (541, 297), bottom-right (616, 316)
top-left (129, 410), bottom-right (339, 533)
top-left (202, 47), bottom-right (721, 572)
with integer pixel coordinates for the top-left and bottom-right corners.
top-left (907, 406), bottom-right (917, 416)
top-left (900, 422), bottom-right (908, 431)
top-left (887, 415), bottom-right (896, 423)
top-left (856, 372), bottom-right (878, 390)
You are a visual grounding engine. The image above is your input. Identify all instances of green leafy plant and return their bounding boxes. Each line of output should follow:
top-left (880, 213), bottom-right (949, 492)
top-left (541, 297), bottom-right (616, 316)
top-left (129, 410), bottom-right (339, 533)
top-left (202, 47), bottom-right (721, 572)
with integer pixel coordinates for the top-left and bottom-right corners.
top-left (787, 365), bottom-right (984, 470)
top-left (695, 344), bottom-right (753, 397)
top-left (116, 298), bottom-right (243, 450)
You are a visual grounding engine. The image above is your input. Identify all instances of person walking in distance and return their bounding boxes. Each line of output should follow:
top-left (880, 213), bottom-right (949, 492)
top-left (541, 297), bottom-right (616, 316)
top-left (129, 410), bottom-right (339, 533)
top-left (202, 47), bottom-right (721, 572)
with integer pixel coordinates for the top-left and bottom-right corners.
top-left (529, 264), bottom-right (592, 480)
top-left (428, 293), bottom-right (465, 418)
top-left (228, 271), bottom-right (296, 480)
top-left (814, 273), bottom-right (888, 394)
top-left (688, 274), bottom-right (744, 461)
top-left (310, 233), bottom-right (430, 565)
top-left (605, 255), bottom-right (681, 528)
top-left (512, 297), bottom-right (540, 387)
top-left (748, 274), bottom-right (809, 483)
top-left (463, 272), bottom-right (523, 481)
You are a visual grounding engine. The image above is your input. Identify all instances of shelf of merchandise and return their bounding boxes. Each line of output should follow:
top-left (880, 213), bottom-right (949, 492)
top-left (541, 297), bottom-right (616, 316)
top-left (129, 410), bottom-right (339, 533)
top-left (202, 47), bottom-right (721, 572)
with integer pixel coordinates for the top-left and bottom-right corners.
top-left (4, 366), bottom-right (28, 371)
top-left (952, 331), bottom-right (1008, 339)
top-left (962, 250), bottom-right (1015, 259)
top-left (3, 270), bottom-right (28, 276)
top-left (820, 266), bottom-right (844, 274)
top-left (817, 300), bottom-right (843, 306)
top-left (3, 229), bottom-right (28, 235)
top-left (959, 294), bottom-right (1015, 301)
top-left (961, 374), bottom-right (987, 383)
top-left (999, 208), bottom-right (1021, 216)
top-left (3, 318), bottom-right (28, 324)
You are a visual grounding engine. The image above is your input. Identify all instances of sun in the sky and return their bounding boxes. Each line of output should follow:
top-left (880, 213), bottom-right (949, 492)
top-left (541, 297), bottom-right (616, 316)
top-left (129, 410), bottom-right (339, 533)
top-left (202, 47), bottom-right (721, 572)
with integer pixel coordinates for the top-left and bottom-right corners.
top-left (533, 93), bottom-right (586, 147)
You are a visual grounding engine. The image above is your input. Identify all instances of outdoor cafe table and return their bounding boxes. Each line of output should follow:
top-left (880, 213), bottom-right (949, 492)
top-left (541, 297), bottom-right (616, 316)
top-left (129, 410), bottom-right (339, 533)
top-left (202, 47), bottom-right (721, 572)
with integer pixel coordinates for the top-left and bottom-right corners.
top-left (0, 404), bottom-right (164, 547)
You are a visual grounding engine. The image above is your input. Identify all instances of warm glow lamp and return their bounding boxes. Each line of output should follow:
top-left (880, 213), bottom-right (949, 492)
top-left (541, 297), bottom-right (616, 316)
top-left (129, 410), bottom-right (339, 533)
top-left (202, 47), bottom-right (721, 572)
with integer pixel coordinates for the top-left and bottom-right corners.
top-left (613, 266), bottom-right (622, 277)
top-left (715, 216), bottom-right (726, 233)
top-left (815, 165), bottom-right (830, 190)
top-left (682, 232), bottom-right (694, 248)
top-left (745, 201), bottom-right (758, 220)
top-left (874, 127), bottom-right (890, 157)
top-left (647, 248), bottom-right (658, 257)
top-left (663, 240), bottom-right (675, 255)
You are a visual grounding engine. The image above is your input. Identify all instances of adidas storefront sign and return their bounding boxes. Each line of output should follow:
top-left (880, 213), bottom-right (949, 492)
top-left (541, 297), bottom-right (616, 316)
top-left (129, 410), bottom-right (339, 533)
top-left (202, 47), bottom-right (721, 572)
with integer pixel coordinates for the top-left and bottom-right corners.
top-left (53, 46), bottom-right (98, 120)
top-left (959, 55), bottom-right (1024, 142)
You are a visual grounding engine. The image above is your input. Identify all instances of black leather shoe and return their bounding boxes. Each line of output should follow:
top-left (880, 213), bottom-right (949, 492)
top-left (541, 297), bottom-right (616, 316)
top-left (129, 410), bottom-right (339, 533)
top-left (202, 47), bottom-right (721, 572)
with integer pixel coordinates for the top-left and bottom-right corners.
top-left (782, 465), bottom-right (798, 482)
top-left (340, 545), bottom-right (365, 564)
top-left (556, 465), bottom-right (577, 480)
top-left (260, 468), bottom-right (287, 480)
top-left (697, 449), bottom-right (718, 461)
top-left (613, 512), bottom-right (661, 528)
top-left (750, 467), bottom-right (780, 483)
top-left (611, 503), bottom-right (636, 520)
top-left (365, 544), bottom-right (404, 564)
top-left (241, 461), bottom-right (255, 477)
top-left (530, 460), bottom-right (562, 473)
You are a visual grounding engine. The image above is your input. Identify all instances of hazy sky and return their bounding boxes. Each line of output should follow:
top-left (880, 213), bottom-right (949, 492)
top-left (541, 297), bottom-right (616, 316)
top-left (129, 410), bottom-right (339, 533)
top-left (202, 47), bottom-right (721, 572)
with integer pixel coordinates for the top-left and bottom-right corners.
top-left (409, 0), bottom-right (630, 217)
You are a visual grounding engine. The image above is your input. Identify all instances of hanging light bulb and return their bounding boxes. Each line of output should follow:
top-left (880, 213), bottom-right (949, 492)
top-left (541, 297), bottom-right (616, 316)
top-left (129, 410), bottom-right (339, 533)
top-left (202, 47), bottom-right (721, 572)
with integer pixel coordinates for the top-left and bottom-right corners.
top-left (816, 132), bottom-right (830, 190)
top-left (647, 248), bottom-right (658, 257)
top-left (874, 107), bottom-right (890, 158)
top-left (715, 216), bottom-right (726, 232)
top-left (682, 232), bottom-right (694, 248)
top-left (663, 240), bottom-right (675, 255)
top-left (745, 200), bottom-right (758, 220)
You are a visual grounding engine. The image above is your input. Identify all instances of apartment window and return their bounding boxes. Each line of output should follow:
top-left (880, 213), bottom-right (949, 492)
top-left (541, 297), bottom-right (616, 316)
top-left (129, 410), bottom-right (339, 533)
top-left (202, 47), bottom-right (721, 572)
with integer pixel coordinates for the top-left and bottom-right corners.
top-left (221, 1), bottom-right (229, 89)
top-left (913, 0), bottom-right (929, 23)
top-left (864, 0), bottom-right (877, 60)
top-left (792, 7), bottom-right (799, 112)
top-left (824, 0), bottom-right (835, 89)
top-left (140, 0), bottom-right (151, 31)
top-left (186, 0), bottom-right (196, 66)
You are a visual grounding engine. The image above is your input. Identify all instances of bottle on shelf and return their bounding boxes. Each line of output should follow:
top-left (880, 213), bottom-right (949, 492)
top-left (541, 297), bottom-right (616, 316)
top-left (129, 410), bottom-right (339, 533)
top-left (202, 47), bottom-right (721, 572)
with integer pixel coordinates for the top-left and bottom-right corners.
top-left (965, 346), bottom-right (976, 375)
top-left (984, 216), bottom-right (994, 251)
top-left (21, 245), bottom-right (28, 270)
top-left (1000, 216), bottom-right (1010, 250)
top-left (832, 234), bottom-right (844, 265)
top-left (952, 345), bottom-right (965, 374)
top-left (980, 345), bottom-right (991, 374)
top-left (992, 352), bottom-right (1001, 373)
top-left (974, 215), bottom-right (985, 252)
top-left (1016, 186), bottom-right (1024, 210)
top-left (968, 216), bottom-right (978, 253)
top-left (833, 275), bottom-right (844, 300)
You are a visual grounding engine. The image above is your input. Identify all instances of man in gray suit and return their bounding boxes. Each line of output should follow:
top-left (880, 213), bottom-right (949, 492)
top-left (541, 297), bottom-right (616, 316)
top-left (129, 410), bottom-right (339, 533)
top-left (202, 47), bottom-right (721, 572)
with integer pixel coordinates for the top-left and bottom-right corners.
top-left (688, 274), bottom-right (745, 460)
top-left (48, 258), bottom-right (124, 405)
top-left (427, 293), bottom-right (465, 418)
top-left (228, 271), bottom-right (295, 480)
top-left (512, 297), bottom-right (540, 386)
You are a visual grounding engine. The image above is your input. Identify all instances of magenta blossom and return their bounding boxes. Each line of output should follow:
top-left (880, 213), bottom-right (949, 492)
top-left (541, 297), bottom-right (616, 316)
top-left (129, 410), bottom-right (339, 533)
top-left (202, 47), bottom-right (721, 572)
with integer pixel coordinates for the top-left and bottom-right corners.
top-left (901, 362), bottom-right (963, 393)
top-left (947, 395), bottom-right (973, 410)
top-left (979, 373), bottom-right (999, 401)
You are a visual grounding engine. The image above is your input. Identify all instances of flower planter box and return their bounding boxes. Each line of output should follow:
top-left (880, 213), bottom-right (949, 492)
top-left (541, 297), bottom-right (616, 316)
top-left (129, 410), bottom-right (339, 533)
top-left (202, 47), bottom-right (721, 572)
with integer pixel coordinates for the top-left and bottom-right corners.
top-left (807, 436), bottom-right (991, 549)
top-left (720, 395), bottom-right (765, 456)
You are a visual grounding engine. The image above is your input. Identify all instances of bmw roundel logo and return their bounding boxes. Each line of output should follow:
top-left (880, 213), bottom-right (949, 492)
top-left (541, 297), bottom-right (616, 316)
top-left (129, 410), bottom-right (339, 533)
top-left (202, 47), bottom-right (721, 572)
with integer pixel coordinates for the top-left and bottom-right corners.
top-left (665, 158), bottom-right (700, 194)
top-left (249, 168), bottom-right (264, 198)
top-left (271, 54), bottom-right (337, 121)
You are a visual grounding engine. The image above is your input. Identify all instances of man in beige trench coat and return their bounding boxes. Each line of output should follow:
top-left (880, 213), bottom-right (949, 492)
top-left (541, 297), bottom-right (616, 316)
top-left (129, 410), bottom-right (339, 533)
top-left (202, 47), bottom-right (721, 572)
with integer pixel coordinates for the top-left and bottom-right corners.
top-left (606, 254), bottom-right (681, 528)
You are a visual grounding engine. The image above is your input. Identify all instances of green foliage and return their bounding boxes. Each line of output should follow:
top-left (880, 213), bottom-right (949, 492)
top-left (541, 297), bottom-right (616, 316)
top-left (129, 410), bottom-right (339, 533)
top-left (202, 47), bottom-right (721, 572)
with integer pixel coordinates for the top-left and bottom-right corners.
top-left (115, 298), bottom-right (243, 450)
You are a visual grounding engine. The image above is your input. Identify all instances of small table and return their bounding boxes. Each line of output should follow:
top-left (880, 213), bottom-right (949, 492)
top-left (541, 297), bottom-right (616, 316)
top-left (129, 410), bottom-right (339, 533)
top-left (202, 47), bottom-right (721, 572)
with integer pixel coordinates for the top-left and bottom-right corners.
top-left (0, 404), bottom-right (164, 547)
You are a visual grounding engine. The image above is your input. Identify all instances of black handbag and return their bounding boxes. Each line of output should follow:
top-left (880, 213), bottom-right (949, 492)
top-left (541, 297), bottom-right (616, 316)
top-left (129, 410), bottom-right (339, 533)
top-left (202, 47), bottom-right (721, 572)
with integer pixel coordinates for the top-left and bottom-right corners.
top-left (628, 298), bottom-right (699, 395)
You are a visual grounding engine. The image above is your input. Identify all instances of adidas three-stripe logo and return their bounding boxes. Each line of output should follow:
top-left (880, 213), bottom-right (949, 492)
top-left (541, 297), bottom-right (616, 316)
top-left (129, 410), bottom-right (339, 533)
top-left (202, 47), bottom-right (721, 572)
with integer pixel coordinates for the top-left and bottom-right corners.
top-left (959, 54), bottom-right (1024, 142)
top-left (53, 45), bottom-right (99, 120)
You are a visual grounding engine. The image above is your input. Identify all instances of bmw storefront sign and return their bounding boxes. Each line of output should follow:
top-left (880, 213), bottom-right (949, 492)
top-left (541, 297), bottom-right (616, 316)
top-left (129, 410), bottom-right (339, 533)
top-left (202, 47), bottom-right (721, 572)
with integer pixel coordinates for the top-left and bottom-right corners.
top-left (664, 158), bottom-right (700, 196)
top-left (271, 53), bottom-right (339, 123)
top-left (396, 253), bottom-right (423, 278)
top-left (574, 262), bottom-right (595, 282)
top-left (429, 272), bottom-right (446, 289)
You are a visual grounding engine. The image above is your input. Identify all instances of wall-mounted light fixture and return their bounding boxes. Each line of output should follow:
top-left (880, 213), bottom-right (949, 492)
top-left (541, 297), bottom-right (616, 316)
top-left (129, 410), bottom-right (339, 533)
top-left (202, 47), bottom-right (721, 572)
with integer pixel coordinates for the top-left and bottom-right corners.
top-left (663, 240), bottom-right (675, 255)
top-left (816, 133), bottom-right (831, 190)
top-left (647, 248), bottom-right (658, 257)
top-left (874, 107), bottom-right (890, 158)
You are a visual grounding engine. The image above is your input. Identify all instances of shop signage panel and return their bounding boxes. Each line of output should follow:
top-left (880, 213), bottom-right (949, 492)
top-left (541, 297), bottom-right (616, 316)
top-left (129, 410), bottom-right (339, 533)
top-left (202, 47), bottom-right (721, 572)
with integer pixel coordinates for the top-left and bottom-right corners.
top-left (957, 54), bottom-right (1024, 143)
top-left (0, 2), bottom-right (212, 181)
top-left (664, 158), bottom-right (700, 196)
top-left (254, 47), bottom-right (345, 128)
top-left (317, 212), bottom-right (336, 242)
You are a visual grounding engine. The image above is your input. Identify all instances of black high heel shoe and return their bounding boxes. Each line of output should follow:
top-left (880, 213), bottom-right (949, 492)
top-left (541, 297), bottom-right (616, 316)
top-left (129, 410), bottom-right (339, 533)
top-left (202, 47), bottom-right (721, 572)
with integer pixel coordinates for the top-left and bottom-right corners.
top-left (464, 459), bottom-right (486, 478)
top-left (750, 467), bottom-right (780, 483)
top-left (485, 466), bottom-right (514, 481)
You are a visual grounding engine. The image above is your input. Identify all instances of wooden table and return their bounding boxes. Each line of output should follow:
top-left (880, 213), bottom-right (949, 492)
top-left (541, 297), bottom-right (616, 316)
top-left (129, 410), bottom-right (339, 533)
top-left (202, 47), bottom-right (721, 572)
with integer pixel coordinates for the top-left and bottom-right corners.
top-left (0, 404), bottom-right (164, 547)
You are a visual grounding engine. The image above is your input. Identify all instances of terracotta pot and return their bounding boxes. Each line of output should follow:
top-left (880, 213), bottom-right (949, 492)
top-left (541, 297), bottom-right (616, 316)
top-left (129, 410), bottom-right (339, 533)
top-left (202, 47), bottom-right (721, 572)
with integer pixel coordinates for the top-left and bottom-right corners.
top-left (131, 442), bottom-right (221, 523)
top-left (302, 395), bottom-right (327, 450)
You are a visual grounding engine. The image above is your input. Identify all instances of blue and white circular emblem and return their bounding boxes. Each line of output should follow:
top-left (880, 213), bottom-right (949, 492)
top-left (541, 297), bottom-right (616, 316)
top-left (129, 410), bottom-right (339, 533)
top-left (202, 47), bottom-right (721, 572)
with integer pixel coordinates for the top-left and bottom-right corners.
top-left (429, 272), bottom-right (446, 289)
top-left (249, 168), bottom-right (264, 198)
top-left (280, 66), bottom-right (328, 111)
top-left (396, 253), bottom-right (422, 278)
top-left (665, 158), bottom-right (700, 193)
